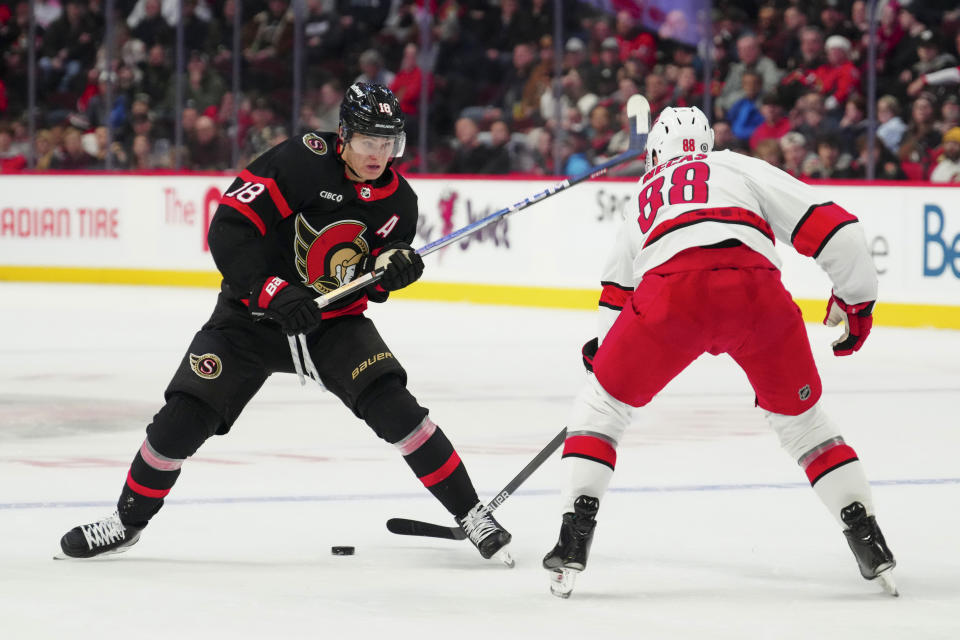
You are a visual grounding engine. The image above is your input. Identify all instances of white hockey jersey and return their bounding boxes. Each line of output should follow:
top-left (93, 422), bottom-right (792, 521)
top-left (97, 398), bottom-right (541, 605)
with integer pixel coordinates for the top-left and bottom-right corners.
top-left (596, 150), bottom-right (878, 341)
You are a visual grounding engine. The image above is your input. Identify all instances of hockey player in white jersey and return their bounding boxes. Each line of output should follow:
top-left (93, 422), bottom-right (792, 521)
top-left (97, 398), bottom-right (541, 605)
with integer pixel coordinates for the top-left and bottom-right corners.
top-left (543, 106), bottom-right (897, 598)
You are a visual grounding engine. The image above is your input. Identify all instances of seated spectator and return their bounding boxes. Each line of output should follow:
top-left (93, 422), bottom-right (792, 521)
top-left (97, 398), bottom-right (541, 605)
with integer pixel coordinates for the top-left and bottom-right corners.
top-left (130, 0), bottom-right (173, 47)
top-left (672, 65), bottom-right (703, 108)
top-left (0, 125), bottom-right (27, 173)
top-left (527, 127), bottom-right (556, 176)
top-left (939, 95), bottom-right (960, 134)
top-left (185, 114), bottom-right (230, 170)
top-left (712, 119), bottom-right (742, 152)
top-left (930, 127), bottom-right (960, 183)
top-left (749, 92), bottom-right (791, 151)
top-left (484, 119), bottom-right (514, 174)
top-left (779, 26), bottom-right (826, 106)
top-left (586, 103), bottom-right (616, 158)
top-left (446, 117), bottom-right (494, 174)
top-left (589, 37), bottom-right (624, 98)
top-left (780, 131), bottom-right (814, 177)
top-left (33, 129), bottom-right (57, 170)
top-left (559, 129), bottom-right (592, 175)
top-left (820, 35), bottom-right (860, 113)
top-left (355, 48), bottom-right (395, 87)
top-left (898, 92), bottom-right (942, 179)
top-left (793, 91), bottom-right (837, 145)
top-left (50, 126), bottom-right (97, 170)
top-left (727, 71), bottom-right (764, 142)
top-left (753, 137), bottom-right (784, 169)
top-left (876, 94), bottom-right (908, 153)
top-left (851, 134), bottom-right (907, 181)
top-left (806, 135), bottom-right (855, 179)
top-left (717, 34), bottom-right (782, 114)
top-left (903, 30), bottom-right (959, 102)
top-left (837, 95), bottom-right (868, 155)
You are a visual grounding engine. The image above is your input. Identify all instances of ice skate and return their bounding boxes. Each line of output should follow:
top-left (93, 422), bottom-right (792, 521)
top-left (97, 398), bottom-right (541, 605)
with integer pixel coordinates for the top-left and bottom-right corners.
top-left (543, 495), bottom-right (599, 598)
top-left (458, 502), bottom-right (514, 567)
top-left (841, 501), bottom-right (898, 596)
top-left (56, 511), bottom-right (144, 560)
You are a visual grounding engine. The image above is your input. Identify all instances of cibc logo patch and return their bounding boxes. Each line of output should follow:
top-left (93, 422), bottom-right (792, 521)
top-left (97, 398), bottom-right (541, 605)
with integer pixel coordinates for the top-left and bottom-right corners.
top-left (190, 353), bottom-right (223, 379)
top-left (302, 132), bottom-right (328, 156)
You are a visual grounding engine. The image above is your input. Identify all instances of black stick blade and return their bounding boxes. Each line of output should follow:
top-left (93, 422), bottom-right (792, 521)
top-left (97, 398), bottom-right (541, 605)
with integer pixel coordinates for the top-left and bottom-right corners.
top-left (386, 518), bottom-right (466, 540)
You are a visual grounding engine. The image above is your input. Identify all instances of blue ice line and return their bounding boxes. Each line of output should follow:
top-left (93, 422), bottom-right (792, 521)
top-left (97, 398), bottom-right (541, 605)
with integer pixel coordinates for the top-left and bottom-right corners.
top-left (2, 477), bottom-right (957, 511)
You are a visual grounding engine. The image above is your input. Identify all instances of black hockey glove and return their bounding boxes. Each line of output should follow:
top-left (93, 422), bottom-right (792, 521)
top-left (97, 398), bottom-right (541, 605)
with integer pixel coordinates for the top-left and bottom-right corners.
top-left (368, 242), bottom-right (424, 291)
top-left (248, 276), bottom-right (325, 334)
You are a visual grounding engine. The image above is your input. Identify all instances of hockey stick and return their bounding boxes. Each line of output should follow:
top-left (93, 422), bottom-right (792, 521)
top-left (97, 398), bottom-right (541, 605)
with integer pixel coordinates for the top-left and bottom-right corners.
top-left (315, 95), bottom-right (652, 311)
top-left (386, 427), bottom-right (567, 540)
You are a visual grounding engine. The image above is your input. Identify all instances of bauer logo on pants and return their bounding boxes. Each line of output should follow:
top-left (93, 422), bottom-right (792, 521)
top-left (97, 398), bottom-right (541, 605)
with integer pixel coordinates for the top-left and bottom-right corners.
top-left (352, 352), bottom-right (393, 380)
top-left (190, 353), bottom-right (223, 379)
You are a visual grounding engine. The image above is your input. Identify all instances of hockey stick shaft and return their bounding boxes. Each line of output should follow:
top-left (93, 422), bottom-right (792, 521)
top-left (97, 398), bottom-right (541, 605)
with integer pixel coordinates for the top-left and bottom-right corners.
top-left (386, 428), bottom-right (567, 540)
top-left (314, 152), bottom-right (639, 310)
top-left (315, 95), bottom-right (651, 311)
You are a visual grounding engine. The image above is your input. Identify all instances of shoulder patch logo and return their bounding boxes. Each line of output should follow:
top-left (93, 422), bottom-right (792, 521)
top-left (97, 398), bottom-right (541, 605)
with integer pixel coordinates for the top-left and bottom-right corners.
top-left (302, 132), bottom-right (328, 156)
top-left (190, 353), bottom-right (223, 379)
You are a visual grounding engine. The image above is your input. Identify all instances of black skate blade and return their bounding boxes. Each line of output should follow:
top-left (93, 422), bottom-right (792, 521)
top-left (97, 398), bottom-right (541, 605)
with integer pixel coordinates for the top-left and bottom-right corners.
top-left (386, 518), bottom-right (467, 540)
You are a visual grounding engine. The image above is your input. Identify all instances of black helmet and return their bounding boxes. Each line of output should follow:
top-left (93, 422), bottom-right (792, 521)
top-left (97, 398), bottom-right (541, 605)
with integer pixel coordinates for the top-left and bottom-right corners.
top-left (339, 82), bottom-right (406, 157)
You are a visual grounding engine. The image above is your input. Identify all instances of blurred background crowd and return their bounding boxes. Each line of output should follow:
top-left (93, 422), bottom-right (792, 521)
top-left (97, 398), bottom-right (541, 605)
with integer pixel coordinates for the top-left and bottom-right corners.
top-left (0, 0), bottom-right (958, 182)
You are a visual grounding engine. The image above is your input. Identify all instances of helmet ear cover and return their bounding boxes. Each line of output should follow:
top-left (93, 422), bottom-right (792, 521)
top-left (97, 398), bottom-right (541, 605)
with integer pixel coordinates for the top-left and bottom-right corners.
top-left (339, 82), bottom-right (406, 158)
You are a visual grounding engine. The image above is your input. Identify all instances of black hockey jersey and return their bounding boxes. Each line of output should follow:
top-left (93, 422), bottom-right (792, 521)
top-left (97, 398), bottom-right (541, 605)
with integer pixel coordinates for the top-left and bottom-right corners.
top-left (208, 131), bottom-right (419, 317)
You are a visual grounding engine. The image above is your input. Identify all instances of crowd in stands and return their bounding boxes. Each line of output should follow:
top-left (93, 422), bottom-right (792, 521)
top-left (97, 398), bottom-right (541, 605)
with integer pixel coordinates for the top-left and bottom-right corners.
top-left (1, 0), bottom-right (958, 182)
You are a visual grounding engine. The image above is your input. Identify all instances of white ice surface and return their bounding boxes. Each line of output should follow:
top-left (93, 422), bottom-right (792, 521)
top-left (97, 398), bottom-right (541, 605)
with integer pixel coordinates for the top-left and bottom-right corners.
top-left (1, 282), bottom-right (958, 639)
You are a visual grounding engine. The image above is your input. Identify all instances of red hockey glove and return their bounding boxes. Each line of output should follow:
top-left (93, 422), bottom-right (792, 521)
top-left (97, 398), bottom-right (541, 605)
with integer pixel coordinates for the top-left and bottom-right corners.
top-left (248, 276), bottom-right (324, 334)
top-left (366, 242), bottom-right (424, 292)
top-left (823, 292), bottom-right (875, 356)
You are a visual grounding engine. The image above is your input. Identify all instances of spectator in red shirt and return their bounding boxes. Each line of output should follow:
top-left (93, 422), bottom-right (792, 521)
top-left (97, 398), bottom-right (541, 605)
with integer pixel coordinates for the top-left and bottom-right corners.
top-left (820, 35), bottom-right (861, 112)
top-left (750, 92), bottom-right (792, 151)
top-left (614, 9), bottom-right (656, 71)
top-left (390, 42), bottom-right (432, 119)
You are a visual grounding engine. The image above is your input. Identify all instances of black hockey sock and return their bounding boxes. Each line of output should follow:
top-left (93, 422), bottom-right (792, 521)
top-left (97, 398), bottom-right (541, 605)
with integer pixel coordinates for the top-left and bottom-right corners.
top-left (399, 420), bottom-right (479, 519)
top-left (117, 444), bottom-right (183, 528)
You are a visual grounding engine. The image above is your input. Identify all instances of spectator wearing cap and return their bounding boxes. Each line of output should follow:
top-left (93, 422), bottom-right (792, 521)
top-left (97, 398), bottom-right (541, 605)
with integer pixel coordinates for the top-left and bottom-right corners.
top-left (930, 127), bottom-right (960, 183)
top-left (902, 31), bottom-right (958, 98)
top-left (588, 38), bottom-right (623, 98)
top-left (563, 37), bottom-right (591, 78)
top-left (820, 35), bottom-right (860, 112)
top-left (749, 92), bottom-right (791, 151)
top-left (820, 0), bottom-right (859, 42)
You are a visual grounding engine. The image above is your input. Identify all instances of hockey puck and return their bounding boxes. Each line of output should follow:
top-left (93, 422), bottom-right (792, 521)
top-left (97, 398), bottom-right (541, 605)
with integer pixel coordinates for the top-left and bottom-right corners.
top-left (331, 546), bottom-right (355, 556)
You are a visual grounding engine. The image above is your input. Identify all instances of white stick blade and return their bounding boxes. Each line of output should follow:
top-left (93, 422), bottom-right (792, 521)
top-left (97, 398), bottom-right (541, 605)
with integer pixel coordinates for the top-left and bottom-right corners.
top-left (626, 94), bottom-right (651, 134)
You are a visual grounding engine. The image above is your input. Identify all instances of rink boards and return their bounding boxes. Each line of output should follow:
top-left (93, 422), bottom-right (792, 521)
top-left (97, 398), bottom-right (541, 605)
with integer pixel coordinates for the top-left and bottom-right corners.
top-left (0, 172), bottom-right (957, 329)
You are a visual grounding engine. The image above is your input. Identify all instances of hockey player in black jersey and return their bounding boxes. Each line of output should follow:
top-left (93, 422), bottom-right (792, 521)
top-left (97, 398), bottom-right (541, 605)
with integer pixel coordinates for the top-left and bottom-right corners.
top-left (58, 83), bottom-right (513, 566)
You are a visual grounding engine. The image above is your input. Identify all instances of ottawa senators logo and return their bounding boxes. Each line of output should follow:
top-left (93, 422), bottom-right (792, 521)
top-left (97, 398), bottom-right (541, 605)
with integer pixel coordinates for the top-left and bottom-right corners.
top-left (189, 353), bottom-right (222, 379)
top-left (295, 216), bottom-right (370, 294)
top-left (302, 132), bottom-right (328, 156)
